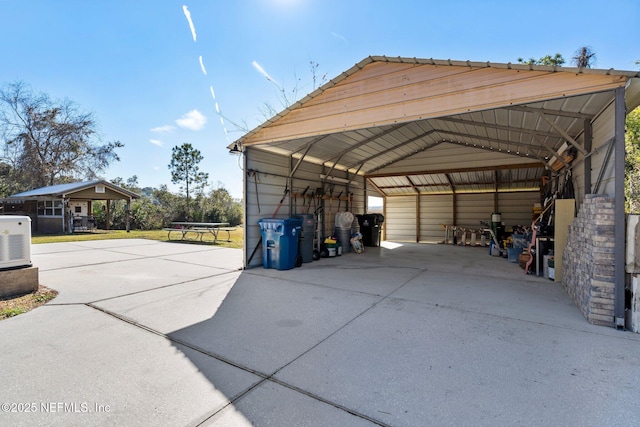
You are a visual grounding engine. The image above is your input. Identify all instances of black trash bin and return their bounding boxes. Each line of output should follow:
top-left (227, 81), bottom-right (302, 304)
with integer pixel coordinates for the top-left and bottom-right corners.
top-left (356, 214), bottom-right (384, 247)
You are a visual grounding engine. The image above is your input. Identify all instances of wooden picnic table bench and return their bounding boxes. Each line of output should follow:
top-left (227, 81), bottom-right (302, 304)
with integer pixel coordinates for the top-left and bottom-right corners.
top-left (163, 222), bottom-right (236, 243)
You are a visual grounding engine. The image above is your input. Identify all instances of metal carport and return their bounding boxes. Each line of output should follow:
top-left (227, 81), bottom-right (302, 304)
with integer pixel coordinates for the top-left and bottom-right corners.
top-left (229, 56), bottom-right (640, 327)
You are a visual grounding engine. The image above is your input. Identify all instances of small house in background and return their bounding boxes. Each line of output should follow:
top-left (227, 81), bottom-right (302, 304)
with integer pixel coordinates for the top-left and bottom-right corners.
top-left (0, 180), bottom-right (140, 234)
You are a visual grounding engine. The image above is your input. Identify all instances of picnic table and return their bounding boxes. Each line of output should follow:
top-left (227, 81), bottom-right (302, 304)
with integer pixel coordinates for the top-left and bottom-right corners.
top-left (163, 222), bottom-right (236, 243)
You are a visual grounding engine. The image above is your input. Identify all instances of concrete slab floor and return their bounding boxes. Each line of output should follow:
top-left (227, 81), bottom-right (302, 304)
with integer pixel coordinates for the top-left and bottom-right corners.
top-left (1, 239), bottom-right (638, 426)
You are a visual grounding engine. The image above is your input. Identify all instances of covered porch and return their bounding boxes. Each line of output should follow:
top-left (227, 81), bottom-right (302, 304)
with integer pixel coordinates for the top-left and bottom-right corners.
top-left (0, 180), bottom-right (140, 234)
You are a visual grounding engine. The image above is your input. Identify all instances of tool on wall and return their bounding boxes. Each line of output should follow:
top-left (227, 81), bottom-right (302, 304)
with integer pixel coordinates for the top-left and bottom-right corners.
top-left (272, 185), bottom-right (289, 217)
top-left (247, 169), bottom-right (261, 214)
top-left (305, 191), bottom-right (314, 214)
top-left (298, 185), bottom-right (310, 215)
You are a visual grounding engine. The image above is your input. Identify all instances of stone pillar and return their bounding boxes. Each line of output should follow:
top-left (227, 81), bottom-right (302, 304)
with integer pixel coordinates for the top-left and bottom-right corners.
top-left (562, 195), bottom-right (615, 326)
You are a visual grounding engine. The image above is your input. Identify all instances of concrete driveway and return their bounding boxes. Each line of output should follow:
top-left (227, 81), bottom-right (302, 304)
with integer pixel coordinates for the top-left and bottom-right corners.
top-left (1, 239), bottom-right (639, 426)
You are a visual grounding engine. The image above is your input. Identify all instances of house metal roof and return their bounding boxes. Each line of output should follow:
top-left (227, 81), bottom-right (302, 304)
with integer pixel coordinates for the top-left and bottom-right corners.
top-left (9, 180), bottom-right (140, 200)
top-left (231, 56), bottom-right (640, 196)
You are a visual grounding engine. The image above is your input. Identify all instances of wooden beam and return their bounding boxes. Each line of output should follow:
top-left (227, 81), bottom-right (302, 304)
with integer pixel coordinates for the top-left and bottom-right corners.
top-left (106, 200), bottom-right (110, 231)
top-left (366, 178), bottom-right (387, 197)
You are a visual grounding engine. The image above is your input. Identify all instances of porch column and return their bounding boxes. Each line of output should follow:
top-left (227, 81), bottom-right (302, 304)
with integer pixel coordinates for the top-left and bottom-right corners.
top-left (106, 200), bottom-right (111, 231)
top-left (125, 199), bottom-right (131, 233)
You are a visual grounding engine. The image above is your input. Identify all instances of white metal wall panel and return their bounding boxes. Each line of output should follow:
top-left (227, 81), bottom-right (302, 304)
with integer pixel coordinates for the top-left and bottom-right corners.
top-left (385, 196), bottom-right (417, 242)
top-left (419, 194), bottom-right (453, 242)
top-left (498, 192), bottom-right (539, 229)
top-left (245, 149), bottom-right (290, 268)
top-left (244, 147), bottom-right (366, 268)
top-left (456, 193), bottom-right (494, 228)
top-left (590, 104), bottom-right (616, 198)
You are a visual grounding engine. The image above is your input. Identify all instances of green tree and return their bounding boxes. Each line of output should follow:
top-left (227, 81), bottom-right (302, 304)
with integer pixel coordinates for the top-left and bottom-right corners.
top-left (625, 108), bottom-right (640, 213)
top-left (0, 81), bottom-right (122, 190)
top-left (198, 186), bottom-right (243, 226)
top-left (168, 143), bottom-right (209, 219)
top-left (517, 53), bottom-right (565, 66)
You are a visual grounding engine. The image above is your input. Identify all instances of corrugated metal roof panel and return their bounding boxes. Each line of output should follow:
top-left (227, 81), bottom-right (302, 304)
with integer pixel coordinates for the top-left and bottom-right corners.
top-left (8, 180), bottom-right (141, 200)
top-left (10, 181), bottom-right (103, 197)
top-left (234, 56), bottom-right (640, 197)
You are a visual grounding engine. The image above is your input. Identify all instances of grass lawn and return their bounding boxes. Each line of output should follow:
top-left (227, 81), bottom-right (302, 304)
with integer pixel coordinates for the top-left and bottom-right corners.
top-left (31, 227), bottom-right (244, 249)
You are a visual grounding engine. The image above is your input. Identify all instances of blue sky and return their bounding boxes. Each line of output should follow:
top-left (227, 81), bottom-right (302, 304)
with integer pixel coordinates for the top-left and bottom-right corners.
top-left (1, 0), bottom-right (638, 199)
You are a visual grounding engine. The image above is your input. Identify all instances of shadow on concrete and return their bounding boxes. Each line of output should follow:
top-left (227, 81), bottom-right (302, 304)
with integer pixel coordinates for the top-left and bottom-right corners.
top-left (160, 243), bottom-right (640, 426)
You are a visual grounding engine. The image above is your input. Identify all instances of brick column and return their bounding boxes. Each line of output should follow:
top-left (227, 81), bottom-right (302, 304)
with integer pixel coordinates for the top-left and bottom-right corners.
top-left (562, 195), bottom-right (616, 326)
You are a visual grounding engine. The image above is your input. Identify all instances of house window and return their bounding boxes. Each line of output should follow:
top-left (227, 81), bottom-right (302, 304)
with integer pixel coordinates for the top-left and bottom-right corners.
top-left (75, 206), bottom-right (82, 214)
top-left (37, 200), bottom-right (63, 217)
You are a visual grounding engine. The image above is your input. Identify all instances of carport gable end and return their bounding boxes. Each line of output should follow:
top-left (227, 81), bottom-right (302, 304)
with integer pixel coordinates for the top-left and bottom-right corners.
top-left (236, 57), bottom-right (632, 146)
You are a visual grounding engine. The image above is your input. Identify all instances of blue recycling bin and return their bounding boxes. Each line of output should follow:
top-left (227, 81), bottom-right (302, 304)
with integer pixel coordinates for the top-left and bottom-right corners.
top-left (258, 218), bottom-right (302, 270)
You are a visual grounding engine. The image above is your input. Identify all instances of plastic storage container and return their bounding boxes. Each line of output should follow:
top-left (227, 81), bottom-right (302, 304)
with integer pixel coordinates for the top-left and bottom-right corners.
top-left (356, 214), bottom-right (384, 247)
top-left (294, 214), bottom-right (315, 263)
top-left (335, 226), bottom-right (352, 253)
top-left (507, 247), bottom-right (522, 263)
top-left (258, 218), bottom-right (302, 270)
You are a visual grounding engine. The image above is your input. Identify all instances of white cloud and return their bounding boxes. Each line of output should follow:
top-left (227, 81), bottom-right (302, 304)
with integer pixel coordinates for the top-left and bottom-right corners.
top-left (182, 5), bottom-right (197, 42)
top-left (199, 55), bottom-right (207, 75)
top-left (149, 139), bottom-right (163, 147)
top-left (150, 125), bottom-right (175, 133)
top-left (175, 109), bottom-right (206, 130)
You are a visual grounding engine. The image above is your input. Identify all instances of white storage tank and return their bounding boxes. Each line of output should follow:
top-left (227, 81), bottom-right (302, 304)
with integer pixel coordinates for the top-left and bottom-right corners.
top-left (0, 216), bottom-right (32, 270)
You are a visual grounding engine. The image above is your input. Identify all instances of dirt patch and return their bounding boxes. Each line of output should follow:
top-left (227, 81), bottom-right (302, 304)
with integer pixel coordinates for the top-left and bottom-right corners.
top-left (0, 286), bottom-right (58, 320)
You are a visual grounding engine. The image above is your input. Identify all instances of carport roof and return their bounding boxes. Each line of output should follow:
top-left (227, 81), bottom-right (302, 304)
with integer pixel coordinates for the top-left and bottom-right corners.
top-left (231, 56), bottom-right (640, 196)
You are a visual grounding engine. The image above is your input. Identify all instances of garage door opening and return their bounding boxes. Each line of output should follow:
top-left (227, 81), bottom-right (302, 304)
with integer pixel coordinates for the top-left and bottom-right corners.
top-left (367, 196), bottom-right (383, 214)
